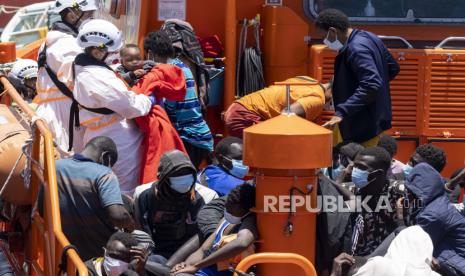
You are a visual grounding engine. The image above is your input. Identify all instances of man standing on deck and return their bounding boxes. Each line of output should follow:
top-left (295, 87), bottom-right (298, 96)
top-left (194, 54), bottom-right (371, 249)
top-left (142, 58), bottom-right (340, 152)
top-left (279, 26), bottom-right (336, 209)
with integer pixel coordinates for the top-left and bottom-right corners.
top-left (315, 9), bottom-right (400, 147)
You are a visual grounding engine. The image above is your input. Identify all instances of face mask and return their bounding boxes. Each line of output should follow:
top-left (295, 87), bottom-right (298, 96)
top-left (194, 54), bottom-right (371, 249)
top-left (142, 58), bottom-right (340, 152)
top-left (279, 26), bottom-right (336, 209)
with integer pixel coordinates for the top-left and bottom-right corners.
top-left (229, 159), bottom-right (249, 179)
top-left (169, 174), bottom-right (194, 194)
top-left (331, 164), bottom-right (344, 180)
top-left (403, 164), bottom-right (413, 179)
top-left (323, 31), bottom-right (344, 51)
top-left (103, 255), bottom-right (129, 276)
top-left (351, 167), bottom-right (371, 189)
top-left (224, 210), bottom-right (249, 225)
top-left (104, 51), bottom-right (121, 65)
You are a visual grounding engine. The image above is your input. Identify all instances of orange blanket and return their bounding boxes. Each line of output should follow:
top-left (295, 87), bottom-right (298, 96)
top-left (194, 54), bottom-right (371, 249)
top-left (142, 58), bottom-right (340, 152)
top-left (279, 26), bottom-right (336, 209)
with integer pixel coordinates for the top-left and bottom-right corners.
top-left (132, 64), bottom-right (188, 184)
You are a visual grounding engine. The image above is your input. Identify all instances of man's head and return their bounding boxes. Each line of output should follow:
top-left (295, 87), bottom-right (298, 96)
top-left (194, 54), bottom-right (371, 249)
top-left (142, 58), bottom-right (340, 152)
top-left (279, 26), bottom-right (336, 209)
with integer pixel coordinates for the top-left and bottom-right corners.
top-left (104, 231), bottom-right (138, 275)
top-left (144, 31), bottom-right (175, 63)
top-left (81, 136), bottom-right (118, 167)
top-left (352, 147), bottom-right (391, 195)
top-left (377, 135), bottom-right (398, 159)
top-left (77, 19), bottom-right (123, 65)
top-left (224, 183), bottom-right (255, 224)
top-left (315, 9), bottom-right (351, 51)
top-left (54, 0), bottom-right (97, 30)
top-left (10, 59), bottom-right (38, 100)
top-left (155, 150), bottom-right (197, 200)
top-left (215, 137), bottom-right (249, 179)
top-left (331, 142), bottom-right (364, 181)
top-left (120, 44), bottom-right (143, 71)
top-left (410, 144), bottom-right (446, 173)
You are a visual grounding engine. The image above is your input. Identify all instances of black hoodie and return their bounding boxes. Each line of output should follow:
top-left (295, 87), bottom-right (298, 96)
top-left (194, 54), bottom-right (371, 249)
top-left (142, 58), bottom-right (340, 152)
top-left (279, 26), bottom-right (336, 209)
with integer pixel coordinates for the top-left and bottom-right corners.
top-left (137, 150), bottom-right (202, 258)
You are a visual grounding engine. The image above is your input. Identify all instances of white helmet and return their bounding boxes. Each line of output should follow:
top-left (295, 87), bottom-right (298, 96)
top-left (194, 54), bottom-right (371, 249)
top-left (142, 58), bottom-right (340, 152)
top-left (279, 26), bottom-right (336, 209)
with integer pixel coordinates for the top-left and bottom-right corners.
top-left (10, 59), bottom-right (38, 82)
top-left (77, 19), bottom-right (123, 52)
top-left (53, 0), bottom-right (98, 13)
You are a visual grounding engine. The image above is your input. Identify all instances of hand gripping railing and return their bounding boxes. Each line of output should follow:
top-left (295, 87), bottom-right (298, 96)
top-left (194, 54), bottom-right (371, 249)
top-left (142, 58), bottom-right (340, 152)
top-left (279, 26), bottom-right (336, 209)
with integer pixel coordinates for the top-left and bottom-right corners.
top-left (0, 77), bottom-right (88, 275)
top-left (233, 253), bottom-right (317, 276)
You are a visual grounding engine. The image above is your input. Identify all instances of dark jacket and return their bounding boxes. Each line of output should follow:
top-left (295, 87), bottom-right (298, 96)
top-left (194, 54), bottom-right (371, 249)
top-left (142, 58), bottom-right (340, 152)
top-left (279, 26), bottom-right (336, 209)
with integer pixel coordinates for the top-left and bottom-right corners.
top-left (406, 163), bottom-right (465, 276)
top-left (333, 29), bottom-right (400, 143)
top-left (137, 150), bottom-right (203, 258)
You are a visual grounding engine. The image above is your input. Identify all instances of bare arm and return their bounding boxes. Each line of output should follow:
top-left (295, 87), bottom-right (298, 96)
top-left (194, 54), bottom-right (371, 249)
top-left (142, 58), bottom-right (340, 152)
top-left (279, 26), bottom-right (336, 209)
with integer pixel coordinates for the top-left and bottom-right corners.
top-left (193, 227), bottom-right (255, 269)
top-left (106, 204), bottom-right (135, 232)
top-left (166, 234), bottom-right (201, 268)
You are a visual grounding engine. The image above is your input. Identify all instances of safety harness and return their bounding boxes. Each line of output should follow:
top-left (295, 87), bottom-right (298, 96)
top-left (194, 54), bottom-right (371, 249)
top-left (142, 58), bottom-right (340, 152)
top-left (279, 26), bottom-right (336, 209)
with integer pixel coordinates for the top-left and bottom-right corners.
top-left (37, 47), bottom-right (114, 151)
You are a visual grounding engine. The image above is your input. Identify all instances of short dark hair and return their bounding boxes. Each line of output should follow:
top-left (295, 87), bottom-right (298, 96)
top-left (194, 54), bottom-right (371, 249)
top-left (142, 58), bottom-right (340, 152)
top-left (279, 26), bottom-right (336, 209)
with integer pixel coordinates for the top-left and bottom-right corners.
top-left (377, 135), bottom-right (398, 158)
top-left (340, 142), bottom-right (364, 161)
top-left (358, 146), bottom-right (392, 172)
top-left (85, 136), bottom-right (118, 164)
top-left (120, 44), bottom-right (141, 55)
top-left (143, 31), bottom-right (175, 59)
top-left (107, 231), bottom-right (138, 248)
top-left (215, 137), bottom-right (243, 157)
top-left (226, 183), bottom-right (255, 211)
top-left (415, 144), bottom-right (446, 173)
top-left (315, 8), bottom-right (350, 32)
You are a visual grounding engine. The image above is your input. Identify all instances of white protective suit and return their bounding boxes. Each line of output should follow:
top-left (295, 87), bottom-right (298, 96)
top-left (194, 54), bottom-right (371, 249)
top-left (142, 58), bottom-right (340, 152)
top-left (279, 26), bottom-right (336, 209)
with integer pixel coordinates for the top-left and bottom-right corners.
top-left (354, 226), bottom-right (440, 276)
top-left (36, 27), bottom-right (85, 156)
top-left (73, 61), bottom-right (151, 195)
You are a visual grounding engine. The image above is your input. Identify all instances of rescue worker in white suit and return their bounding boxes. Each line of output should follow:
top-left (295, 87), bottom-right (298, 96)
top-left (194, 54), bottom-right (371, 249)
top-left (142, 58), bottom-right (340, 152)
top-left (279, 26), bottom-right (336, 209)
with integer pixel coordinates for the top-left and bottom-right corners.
top-left (8, 59), bottom-right (39, 104)
top-left (73, 19), bottom-right (154, 195)
top-left (36, 0), bottom-right (97, 156)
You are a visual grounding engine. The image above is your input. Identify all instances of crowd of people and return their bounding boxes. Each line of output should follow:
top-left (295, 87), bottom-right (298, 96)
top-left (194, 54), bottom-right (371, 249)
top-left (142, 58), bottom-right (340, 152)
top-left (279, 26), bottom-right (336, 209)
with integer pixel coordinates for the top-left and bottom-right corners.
top-left (1, 1), bottom-right (465, 275)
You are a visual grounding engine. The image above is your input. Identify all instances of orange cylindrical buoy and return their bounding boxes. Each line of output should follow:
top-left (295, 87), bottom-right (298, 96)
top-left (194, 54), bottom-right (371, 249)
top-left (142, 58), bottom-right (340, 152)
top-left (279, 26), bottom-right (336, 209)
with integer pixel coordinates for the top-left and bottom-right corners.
top-left (0, 104), bottom-right (32, 205)
top-left (243, 114), bottom-right (332, 275)
top-left (0, 42), bottom-right (16, 64)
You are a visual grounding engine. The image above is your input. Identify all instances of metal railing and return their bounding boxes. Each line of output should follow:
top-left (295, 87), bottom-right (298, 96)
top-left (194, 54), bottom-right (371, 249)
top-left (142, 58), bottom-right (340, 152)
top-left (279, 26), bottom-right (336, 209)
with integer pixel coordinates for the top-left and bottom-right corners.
top-left (0, 77), bottom-right (88, 275)
top-left (233, 252), bottom-right (317, 276)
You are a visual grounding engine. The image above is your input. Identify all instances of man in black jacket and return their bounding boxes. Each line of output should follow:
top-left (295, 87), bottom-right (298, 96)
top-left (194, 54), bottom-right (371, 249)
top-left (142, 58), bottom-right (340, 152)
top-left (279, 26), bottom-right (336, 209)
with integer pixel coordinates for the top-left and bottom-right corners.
top-left (135, 150), bottom-right (204, 259)
top-left (316, 9), bottom-right (400, 146)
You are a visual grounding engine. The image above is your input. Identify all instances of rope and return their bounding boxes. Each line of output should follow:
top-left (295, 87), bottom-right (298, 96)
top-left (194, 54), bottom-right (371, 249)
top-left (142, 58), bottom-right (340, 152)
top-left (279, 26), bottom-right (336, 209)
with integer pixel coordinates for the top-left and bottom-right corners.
top-left (0, 147), bottom-right (24, 197)
top-left (57, 245), bottom-right (79, 275)
top-left (236, 18), bottom-right (265, 98)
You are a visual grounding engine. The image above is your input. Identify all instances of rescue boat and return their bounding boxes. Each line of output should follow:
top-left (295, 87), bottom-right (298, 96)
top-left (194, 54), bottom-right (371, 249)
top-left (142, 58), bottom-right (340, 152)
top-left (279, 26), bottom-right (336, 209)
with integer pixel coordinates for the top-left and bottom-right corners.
top-left (1, 0), bottom-right (465, 275)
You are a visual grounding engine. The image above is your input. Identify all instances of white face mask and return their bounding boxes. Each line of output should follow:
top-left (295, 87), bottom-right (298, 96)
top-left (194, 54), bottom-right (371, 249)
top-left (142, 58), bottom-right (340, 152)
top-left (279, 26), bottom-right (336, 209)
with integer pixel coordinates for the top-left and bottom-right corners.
top-left (224, 210), bottom-right (249, 225)
top-left (169, 174), bottom-right (194, 194)
top-left (323, 31), bottom-right (344, 51)
top-left (104, 51), bottom-right (121, 65)
top-left (103, 255), bottom-right (129, 276)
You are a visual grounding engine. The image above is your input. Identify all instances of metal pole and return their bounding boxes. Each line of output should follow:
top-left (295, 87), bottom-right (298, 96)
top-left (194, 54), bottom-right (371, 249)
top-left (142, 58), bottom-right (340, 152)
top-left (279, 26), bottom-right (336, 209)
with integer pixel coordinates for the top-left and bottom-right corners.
top-left (286, 84), bottom-right (291, 114)
top-left (224, 0), bottom-right (237, 112)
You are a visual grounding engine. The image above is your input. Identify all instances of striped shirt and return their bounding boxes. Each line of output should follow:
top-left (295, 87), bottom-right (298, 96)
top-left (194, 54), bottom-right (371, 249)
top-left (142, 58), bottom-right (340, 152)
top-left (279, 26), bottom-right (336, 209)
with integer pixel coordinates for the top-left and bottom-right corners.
top-left (166, 58), bottom-right (213, 151)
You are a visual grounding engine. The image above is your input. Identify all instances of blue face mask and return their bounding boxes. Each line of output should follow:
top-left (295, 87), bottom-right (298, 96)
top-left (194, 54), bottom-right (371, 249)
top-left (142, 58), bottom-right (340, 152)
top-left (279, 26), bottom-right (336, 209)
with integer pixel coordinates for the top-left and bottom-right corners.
top-left (169, 174), bottom-right (194, 194)
top-left (229, 159), bottom-right (249, 179)
top-left (351, 167), bottom-right (370, 189)
top-left (332, 165), bottom-right (344, 180)
top-left (403, 164), bottom-right (414, 179)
